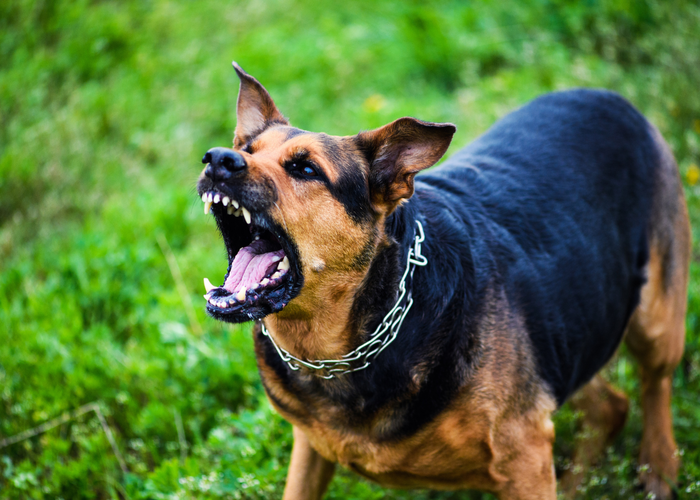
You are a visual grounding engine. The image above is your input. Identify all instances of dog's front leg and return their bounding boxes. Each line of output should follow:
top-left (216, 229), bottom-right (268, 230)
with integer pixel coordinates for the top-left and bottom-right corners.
top-left (283, 426), bottom-right (336, 500)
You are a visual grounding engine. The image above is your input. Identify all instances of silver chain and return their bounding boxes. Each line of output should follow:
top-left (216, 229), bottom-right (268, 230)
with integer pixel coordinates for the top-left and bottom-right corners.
top-left (260, 220), bottom-right (428, 379)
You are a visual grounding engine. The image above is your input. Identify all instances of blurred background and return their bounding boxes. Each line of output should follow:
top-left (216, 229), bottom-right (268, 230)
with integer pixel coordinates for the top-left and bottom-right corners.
top-left (1, 0), bottom-right (699, 498)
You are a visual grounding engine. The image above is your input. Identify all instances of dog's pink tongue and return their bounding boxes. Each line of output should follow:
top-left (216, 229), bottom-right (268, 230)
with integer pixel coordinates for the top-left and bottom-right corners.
top-left (224, 242), bottom-right (284, 293)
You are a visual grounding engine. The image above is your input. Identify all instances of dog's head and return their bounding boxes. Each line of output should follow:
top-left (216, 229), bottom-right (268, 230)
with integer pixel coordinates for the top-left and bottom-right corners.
top-left (197, 63), bottom-right (455, 324)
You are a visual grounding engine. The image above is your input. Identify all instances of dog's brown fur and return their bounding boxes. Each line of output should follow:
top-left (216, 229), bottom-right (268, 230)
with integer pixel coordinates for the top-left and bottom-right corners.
top-left (201, 66), bottom-right (690, 499)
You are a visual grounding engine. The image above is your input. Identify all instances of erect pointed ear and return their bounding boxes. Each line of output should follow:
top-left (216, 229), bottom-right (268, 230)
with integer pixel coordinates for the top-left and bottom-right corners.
top-left (231, 62), bottom-right (289, 148)
top-left (355, 117), bottom-right (456, 213)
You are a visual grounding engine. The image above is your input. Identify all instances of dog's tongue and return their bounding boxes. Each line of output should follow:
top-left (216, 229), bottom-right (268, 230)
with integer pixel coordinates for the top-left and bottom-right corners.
top-left (224, 240), bottom-right (284, 293)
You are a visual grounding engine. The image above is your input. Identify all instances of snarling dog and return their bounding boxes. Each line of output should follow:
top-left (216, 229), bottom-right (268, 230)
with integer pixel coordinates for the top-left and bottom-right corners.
top-left (196, 63), bottom-right (689, 499)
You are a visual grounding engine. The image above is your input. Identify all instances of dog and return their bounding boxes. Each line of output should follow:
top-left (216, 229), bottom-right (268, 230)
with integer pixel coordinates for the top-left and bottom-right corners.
top-left (196, 62), bottom-right (689, 499)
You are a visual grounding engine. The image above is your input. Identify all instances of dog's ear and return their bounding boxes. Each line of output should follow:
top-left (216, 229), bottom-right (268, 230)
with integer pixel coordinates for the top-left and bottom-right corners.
top-left (232, 62), bottom-right (289, 148)
top-left (356, 117), bottom-right (456, 213)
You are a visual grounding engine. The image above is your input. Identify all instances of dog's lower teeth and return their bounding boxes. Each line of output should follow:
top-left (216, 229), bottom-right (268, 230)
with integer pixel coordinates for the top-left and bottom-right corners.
top-left (278, 256), bottom-right (290, 270)
top-left (227, 205), bottom-right (234, 215)
top-left (236, 286), bottom-right (247, 301)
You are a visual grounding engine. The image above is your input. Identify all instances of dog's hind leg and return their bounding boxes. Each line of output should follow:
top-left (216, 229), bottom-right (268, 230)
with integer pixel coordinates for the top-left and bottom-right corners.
top-left (625, 130), bottom-right (690, 500)
top-left (559, 374), bottom-right (629, 498)
top-left (283, 426), bottom-right (336, 500)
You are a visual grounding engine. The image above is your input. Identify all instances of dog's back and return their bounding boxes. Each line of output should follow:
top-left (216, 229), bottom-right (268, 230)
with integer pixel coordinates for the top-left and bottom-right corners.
top-left (418, 89), bottom-right (661, 403)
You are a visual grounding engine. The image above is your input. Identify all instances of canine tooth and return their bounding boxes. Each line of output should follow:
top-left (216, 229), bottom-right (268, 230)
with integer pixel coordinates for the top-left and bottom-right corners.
top-left (203, 278), bottom-right (215, 293)
top-left (236, 286), bottom-right (247, 302)
top-left (214, 193), bottom-right (220, 204)
top-left (278, 256), bottom-right (290, 270)
top-left (227, 205), bottom-right (235, 215)
top-left (204, 200), bottom-right (213, 214)
top-left (222, 196), bottom-right (230, 206)
top-left (241, 207), bottom-right (251, 224)
top-left (231, 199), bottom-right (239, 209)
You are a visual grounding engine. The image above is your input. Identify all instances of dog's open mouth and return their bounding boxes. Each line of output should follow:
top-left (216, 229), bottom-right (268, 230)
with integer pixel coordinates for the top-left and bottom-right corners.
top-left (200, 190), bottom-right (302, 323)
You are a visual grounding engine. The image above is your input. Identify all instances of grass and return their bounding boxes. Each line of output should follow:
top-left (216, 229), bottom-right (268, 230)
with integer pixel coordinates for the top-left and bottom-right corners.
top-left (1, 0), bottom-right (699, 498)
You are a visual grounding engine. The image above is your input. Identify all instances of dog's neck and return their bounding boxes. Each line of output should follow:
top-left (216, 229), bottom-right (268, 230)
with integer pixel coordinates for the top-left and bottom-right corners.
top-left (261, 206), bottom-right (415, 365)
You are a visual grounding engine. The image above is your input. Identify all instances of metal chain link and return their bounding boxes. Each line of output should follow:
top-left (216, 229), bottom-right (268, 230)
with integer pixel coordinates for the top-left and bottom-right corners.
top-left (260, 220), bottom-right (428, 379)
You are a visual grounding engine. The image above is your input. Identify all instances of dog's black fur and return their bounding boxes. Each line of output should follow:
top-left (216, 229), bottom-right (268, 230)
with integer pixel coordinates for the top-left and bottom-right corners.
top-left (256, 89), bottom-right (654, 441)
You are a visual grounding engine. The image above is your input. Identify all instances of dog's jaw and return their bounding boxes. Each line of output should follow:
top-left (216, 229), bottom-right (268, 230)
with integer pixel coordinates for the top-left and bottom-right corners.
top-left (197, 186), bottom-right (304, 323)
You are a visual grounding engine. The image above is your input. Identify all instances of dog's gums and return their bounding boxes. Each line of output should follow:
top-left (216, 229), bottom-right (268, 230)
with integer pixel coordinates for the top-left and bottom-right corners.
top-left (199, 189), bottom-right (300, 322)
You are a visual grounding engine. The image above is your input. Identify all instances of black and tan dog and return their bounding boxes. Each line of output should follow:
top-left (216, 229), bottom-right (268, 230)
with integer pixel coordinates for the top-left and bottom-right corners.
top-left (196, 63), bottom-right (689, 499)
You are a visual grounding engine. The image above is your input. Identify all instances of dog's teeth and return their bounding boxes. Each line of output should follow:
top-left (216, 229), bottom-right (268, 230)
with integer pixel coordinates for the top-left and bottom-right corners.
top-left (231, 199), bottom-right (239, 209)
top-left (278, 256), bottom-right (290, 271)
top-left (222, 196), bottom-right (230, 206)
top-left (241, 207), bottom-right (251, 224)
top-left (213, 194), bottom-right (220, 204)
top-left (233, 208), bottom-right (242, 217)
top-left (271, 270), bottom-right (282, 279)
top-left (261, 278), bottom-right (270, 286)
top-left (203, 277), bottom-right (215, 293)
top-left (207, 192), bottom-right (213, 202)
top-left (236, 286), bottom-right (247, 302)
top-left (254, 235), bottom-right (260, 241)
top-left (204, 200), bottom-right (213, 214)
top-left (227, 205), bottom-right (234, 215)
top-left (201, 193), bottom-right (207, 202)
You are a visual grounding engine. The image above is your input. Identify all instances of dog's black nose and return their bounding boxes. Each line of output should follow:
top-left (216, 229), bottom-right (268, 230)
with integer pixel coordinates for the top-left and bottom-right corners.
top-left (202, 147), bottom-right (247, 181)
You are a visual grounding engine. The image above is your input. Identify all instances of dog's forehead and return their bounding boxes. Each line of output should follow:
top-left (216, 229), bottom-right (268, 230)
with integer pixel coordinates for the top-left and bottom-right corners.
top-left (251, 126), bottom-right (373, 224)
top-left (252, 127), bottom-right (365, 180)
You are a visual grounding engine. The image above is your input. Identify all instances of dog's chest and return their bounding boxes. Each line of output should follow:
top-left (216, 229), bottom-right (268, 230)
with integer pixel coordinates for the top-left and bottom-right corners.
top-left (278, 389), bottom-right (499, 489)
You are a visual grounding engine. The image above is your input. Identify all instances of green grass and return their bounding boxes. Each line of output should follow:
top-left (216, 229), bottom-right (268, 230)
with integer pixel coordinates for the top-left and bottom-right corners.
top-left (1, 0), bottom-right (700, 498)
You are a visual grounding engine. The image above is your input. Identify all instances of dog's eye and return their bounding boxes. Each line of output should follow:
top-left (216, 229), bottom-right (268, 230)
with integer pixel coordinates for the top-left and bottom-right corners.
top-left (288, 160), bottom-right (320, 179)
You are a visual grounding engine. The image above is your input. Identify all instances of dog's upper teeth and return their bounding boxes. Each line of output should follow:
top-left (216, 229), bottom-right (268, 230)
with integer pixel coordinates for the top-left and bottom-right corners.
top-left (207, 192), bottom-right (213, 202)
top-left (278, 256), bottom-right (290, 271)
top-left (227, 205), bottom-right (235, 215)
top-left (201, 193), bottom-right (207, 202)
top-left (203, 277), bottom-right (216, 293)
top-left (213, 193), bottom-right (220, 204)
top-left (204, 200), bottom-right (213, 214)
top-left (222, 196), bottom-right (230, 206)
top-left (241, 207), bottom-right (251, 224)
top-left (231, 199), bottom-right (239, 209)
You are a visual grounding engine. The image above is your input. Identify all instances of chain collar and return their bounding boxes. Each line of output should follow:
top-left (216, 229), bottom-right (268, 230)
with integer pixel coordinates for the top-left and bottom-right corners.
top-left (260, 220), bottom-right (428, 379)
